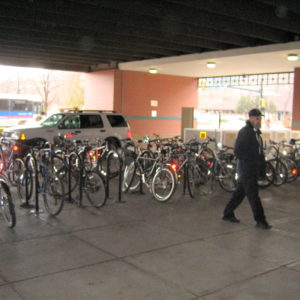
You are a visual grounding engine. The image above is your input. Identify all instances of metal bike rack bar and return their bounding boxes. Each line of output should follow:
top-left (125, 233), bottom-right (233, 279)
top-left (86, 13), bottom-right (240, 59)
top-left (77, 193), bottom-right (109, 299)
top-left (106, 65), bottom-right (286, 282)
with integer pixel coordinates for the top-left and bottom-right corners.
top-left (21, 153), bottom-right (40, 213)
top-left (67, 152), bottom-right (78, 204)
top-left (106, 150), bottom-right (123, 203)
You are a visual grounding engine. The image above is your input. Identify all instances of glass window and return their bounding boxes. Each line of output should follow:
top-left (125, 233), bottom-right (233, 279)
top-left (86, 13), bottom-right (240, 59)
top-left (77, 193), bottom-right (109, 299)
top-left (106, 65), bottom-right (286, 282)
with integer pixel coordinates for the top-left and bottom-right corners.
top-left (11, 99), bottom-right (32, 111)
top-left (106, 115), bottom-right (127, 127)
top-left (0, 99), bottom-right (9, 110)
top-left (41, 114), bottom-right (65, 127)
top-left (60, 115), bottom-right (80, 129)
top-left (80, 115), bottom-right (103, 128)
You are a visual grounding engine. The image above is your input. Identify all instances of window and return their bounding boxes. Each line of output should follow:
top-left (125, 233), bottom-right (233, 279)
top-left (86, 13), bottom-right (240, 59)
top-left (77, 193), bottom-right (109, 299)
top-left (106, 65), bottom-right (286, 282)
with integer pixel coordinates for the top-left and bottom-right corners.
top-left (11, 99), bottom-right (32, 111)
top-left (106, 115), bottom-right (127, 127)
top-left (61, 115), bottom-right (80, 129)
top-left (0, 99), bottom-right (9, 110)
top-left (80, 115), bottom-right (103, 128)
top-left (41, 114), bottom-right (65, 127)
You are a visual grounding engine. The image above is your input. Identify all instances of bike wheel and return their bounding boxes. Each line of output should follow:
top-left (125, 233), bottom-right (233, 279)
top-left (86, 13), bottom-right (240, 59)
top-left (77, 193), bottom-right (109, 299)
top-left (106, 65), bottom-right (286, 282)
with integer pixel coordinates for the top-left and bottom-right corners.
top-left (122, 161), bottom-right (140, 192)
top-left (7, 158), bottom-right (24, 186)
top-left (0, 180), bottom-right (16, 228)
top-left (52, 155), bottom-right (79, 193)
top-left (84, 171), bottom-right (107, 208)
top-left (282, 157), bottom-right (298, 183)
top-left (258, 161), bottom-right (275, 188)
top-left (186, 164), bottom-right (195, 198)
top-left (98, 151), bottom-right (121, 178)
top-left (42, 173), bottom-right (65, 216)
top-left (270, 159), bottom-right (287, 186)
top-left (151, 167), bottom-right (175, 202)
top-left (218, 162), bottom-right (237, 192)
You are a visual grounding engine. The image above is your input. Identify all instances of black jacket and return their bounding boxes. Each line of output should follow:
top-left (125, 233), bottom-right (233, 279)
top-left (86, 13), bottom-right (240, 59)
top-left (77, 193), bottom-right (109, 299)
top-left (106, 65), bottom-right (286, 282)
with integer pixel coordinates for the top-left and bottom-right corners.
top-left (234, 120), bottom-right (266, 175)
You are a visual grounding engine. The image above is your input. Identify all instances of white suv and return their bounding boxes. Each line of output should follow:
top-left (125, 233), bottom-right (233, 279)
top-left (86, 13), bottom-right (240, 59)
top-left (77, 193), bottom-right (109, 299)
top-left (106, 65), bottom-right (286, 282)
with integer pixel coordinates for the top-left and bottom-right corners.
top-left (1, 110), bottom-right (132, 146)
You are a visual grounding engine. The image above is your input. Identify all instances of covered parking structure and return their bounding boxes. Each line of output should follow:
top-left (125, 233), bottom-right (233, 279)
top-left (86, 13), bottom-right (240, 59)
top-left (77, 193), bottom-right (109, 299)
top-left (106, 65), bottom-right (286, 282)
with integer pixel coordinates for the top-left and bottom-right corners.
top-left (1, 2), bottom-right (300, 300)
top-left (0, 1), bottom-right (300, 136)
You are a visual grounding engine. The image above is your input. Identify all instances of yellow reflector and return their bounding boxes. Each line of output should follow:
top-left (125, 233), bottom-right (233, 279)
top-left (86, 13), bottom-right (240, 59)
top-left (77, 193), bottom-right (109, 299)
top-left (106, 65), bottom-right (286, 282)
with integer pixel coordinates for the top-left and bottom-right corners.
top-left (199, 131), bottom-right (207, 139)
top-left (20, 133), bottom-right (26, 140)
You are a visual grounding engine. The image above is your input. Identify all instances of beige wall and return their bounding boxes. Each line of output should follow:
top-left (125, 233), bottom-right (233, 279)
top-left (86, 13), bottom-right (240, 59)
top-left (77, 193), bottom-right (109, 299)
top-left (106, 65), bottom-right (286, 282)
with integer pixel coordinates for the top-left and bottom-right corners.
top-left (84, 70), bottom-right (115, 110)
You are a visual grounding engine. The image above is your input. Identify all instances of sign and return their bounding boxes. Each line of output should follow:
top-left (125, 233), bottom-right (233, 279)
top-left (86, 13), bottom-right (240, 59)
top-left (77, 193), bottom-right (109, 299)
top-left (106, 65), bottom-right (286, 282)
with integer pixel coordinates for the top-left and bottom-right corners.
top-left (199, 131), bottom-right (207, 139)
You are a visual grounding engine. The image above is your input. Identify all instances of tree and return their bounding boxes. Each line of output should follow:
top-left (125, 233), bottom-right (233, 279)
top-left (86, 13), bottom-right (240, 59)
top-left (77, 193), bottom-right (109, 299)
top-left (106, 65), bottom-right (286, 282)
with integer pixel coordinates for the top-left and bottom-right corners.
top-left (236, 95), bottom-right (276, 114)
top-left (35, 71), bottom-right (59, 113)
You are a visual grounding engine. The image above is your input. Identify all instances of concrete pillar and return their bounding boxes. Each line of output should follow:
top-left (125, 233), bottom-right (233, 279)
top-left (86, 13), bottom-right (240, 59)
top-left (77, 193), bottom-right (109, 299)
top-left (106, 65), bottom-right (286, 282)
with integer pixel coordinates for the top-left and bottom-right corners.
top-left (292, 68), bottom-right (300, 130)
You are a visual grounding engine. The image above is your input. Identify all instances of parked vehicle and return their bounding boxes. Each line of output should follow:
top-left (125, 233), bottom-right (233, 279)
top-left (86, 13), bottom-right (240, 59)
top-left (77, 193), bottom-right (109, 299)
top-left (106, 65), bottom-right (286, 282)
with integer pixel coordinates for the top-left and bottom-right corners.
top-left (1, 109), bottom-right (132, 149)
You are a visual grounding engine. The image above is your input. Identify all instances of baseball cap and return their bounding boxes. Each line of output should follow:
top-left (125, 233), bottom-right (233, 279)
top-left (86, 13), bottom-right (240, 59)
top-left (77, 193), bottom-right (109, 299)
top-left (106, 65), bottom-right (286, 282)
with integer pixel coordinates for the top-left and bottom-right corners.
top-left (248, 108), bottom-right (264, 117)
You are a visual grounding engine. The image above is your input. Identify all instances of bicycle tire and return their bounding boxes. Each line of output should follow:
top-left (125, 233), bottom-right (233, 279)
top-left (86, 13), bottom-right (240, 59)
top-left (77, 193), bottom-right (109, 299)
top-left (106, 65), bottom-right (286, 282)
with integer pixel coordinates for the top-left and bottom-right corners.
top-left (7, 158), bottom-right (24, 186)
top-left (84, 170), bottom-right (107, 208)
top-left (186, 164), bottom-right (195, 198)
top-left (51, 155), bottom-right (79, 193)
top-left (218, 162), bottom-right (237, 192)
top-left (270, 159), bottom-right (287, 186)
top-left (98, 150), bottom-right (121, 178)
top-left (151, 167), bottom-right (175, 202)
top-left (258, 161), bottom-right (275, 188)
top-left (195, 162), bottom-right (214, 195)
top-left (0, 180), bottom-right (16, 228)
top-left (281, 157), bottom-right (298, 183)
top-left (42, 173), bottom-right (65, 216)
top-left (122, 161), bottom-right (140, 192)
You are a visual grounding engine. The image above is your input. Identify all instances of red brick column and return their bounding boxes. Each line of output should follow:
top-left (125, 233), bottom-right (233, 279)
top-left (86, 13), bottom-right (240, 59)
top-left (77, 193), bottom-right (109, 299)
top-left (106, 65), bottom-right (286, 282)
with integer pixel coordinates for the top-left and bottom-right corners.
top-left (292, 68), bottom-right (300, 130)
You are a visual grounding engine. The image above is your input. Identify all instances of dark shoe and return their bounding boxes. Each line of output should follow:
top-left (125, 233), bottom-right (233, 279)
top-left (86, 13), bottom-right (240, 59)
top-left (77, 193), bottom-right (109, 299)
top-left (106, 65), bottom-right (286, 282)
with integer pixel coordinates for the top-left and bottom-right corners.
top-left (256, 221), bottom-right (272, 230)
top-left (222, 215), bottom-right (240, 223)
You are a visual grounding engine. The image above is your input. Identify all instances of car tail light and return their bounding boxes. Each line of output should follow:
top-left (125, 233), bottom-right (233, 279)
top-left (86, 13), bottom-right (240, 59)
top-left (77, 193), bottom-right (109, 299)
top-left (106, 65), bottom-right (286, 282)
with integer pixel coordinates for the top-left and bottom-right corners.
top-left (127, 129), bottom-right (132, 139)
top-left (65, 133), bottom-right (73, 138)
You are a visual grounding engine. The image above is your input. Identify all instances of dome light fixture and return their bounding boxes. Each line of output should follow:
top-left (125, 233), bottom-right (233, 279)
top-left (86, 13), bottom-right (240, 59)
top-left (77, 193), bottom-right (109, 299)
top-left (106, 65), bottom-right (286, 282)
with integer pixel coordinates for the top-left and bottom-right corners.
top-left (206, 61), bottom-right (216, 68)
top-left (287, 53), bottom-right (299, 61)
top-left (149, 67), bottom-right (158, 74)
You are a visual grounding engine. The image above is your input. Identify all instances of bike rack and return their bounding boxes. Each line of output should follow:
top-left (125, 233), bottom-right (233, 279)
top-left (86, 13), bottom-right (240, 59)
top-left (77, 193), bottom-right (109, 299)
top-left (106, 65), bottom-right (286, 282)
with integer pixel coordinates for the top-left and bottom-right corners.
top-left (22, 153), bottom-right (41, 214)
top-left (106, 150), bottom-right (123, 203)
top-left (67, 152), bottom-right (79, 205)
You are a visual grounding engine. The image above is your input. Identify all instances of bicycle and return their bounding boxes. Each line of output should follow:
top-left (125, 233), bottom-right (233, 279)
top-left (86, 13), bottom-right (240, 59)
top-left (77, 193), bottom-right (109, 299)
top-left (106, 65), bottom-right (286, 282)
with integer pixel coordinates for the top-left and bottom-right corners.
top-left (17, 145), bottom-right (65, 216)
top-left (0, 174), bottom-right (16, 228)
top-left (122, 145), bottom-right (176, 202)
top-left (0, 140), bottom-right (25, 186)
top-left (70, 142), bottom-right (107, 208)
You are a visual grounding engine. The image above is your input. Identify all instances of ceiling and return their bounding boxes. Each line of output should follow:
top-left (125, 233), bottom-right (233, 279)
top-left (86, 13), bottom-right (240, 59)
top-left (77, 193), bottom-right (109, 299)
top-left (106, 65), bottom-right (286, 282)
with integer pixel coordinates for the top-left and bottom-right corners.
top-left (0, 0), bottom-right (300, 76)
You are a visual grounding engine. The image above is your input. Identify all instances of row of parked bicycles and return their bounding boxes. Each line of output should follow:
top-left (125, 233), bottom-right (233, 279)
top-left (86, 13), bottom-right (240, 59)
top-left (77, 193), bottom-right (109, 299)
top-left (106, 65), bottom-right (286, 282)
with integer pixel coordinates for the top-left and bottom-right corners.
top-left (0, 133), bottom-right (299, 228)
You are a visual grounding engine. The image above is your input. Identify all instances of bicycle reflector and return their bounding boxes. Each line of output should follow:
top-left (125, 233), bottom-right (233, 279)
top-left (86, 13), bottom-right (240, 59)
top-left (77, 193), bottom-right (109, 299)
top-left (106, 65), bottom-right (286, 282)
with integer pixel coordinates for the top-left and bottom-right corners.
top-left (88, 150), bottom-right (96, 159)
top-left (292, 168), bottom-right (298, 176)
top-left (207, 160), bottom-right (212, 166)
top-left (170, 162), bottom-right (178, 171)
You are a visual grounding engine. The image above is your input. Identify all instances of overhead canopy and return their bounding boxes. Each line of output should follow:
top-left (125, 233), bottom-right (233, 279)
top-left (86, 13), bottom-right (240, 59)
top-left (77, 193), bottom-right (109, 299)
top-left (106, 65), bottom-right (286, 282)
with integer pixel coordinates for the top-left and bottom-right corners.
top-left (0, 0), bottom-right (300, 73)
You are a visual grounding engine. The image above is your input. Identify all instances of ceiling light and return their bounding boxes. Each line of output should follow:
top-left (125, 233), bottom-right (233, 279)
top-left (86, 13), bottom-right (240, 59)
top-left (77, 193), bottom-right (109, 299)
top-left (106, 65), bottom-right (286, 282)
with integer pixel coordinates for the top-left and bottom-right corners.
top-left (149, 67), bottom-right (158, 74)
top-left (206, 61), bottom-right (216, 68)
top-left (287, 54), bottom-right (298, 61)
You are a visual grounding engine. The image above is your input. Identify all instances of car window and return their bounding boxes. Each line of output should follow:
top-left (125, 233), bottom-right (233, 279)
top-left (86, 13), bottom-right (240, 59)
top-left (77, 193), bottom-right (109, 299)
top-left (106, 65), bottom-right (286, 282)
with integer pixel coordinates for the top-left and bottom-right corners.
top-left (41, 114), bottom-right (65, 127)
top-left (60, 115), bottom-right (80, 129)
top-left (80, 114), bottom-right (103, 128)
top-left (106, 115), bottom-right (127, 127)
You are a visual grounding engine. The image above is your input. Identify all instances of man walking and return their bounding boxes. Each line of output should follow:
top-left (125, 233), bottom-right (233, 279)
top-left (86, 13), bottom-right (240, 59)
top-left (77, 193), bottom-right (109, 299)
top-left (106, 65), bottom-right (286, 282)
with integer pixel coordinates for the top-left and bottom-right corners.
top-left (222, 108), bottom-right (271, 229)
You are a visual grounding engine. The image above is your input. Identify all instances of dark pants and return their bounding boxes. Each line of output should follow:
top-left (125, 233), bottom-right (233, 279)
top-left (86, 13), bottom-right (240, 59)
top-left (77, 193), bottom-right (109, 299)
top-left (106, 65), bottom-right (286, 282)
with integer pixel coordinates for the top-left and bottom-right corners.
top-left (223, 160), bottom-right (266, 223)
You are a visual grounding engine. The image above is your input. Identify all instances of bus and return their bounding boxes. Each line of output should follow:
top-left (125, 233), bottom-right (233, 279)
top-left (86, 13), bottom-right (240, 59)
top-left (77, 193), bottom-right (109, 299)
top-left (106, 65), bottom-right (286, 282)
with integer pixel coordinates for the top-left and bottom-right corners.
top-left (0, 94), bottom-right (43, 128)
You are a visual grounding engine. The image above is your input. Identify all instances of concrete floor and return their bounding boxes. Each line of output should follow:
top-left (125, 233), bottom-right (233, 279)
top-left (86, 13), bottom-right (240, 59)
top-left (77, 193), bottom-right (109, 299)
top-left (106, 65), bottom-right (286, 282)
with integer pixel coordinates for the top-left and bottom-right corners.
top-left (1, 179), bottom-right (300, 300)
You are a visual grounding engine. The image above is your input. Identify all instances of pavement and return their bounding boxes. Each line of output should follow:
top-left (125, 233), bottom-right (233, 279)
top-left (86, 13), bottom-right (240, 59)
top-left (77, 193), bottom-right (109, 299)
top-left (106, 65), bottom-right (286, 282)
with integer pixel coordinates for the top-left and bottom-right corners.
top-left (1, 178), bottom-right (300, 300)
